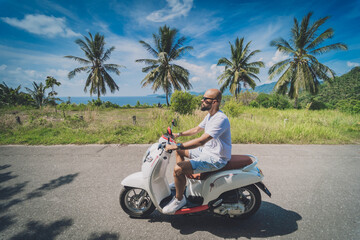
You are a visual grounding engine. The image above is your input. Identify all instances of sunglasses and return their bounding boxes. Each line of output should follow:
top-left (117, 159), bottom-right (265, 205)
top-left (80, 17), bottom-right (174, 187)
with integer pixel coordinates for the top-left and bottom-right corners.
top-left (202, 97), bottom-right (216, 101)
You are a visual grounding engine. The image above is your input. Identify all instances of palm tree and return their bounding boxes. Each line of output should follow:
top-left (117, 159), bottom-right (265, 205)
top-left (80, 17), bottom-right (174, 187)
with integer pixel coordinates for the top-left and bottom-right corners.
top-left (25, 82), bottom-right (47, 108)
top-left (0, 82), bottom-right (21, 105)
top-left (45, 76), bottom-right (61, 109)
top-left (45, 76), bottom-right (61, 98)
top-left (65, 32), bottom-right (123, 100)
top-left (217, 37), bottom-right (264, 99)
top-left (136, 25), bottom-right (193, 106)
top-left (269, 12), bottom-right (348, 107)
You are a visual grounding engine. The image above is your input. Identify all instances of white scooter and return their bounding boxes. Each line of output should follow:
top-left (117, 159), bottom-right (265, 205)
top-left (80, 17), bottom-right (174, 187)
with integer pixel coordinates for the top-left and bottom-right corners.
top-left (120, 122), bottom-right (271, 218)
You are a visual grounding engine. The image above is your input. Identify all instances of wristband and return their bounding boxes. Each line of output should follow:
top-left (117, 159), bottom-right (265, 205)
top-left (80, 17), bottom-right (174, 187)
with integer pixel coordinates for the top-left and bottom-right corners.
top-left (176, 143), bottom-right (184, 149)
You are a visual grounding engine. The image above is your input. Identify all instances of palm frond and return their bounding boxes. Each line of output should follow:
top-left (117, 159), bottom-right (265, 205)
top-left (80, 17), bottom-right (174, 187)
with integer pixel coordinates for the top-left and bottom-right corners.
top-left (139, 40), bottom-right (159, 58)
top-left (268, 59), bottom-right (291, 80)
top-left (68, 66), bottom-right (90, 79)
top-left (64, 56), bottom-right (90, 65)
top-left (217, 57), bottom-right (232, 67)
top-left (306, 28), bottom-right (334, 50)
top-left (310, 43), bottom-right (348, 55)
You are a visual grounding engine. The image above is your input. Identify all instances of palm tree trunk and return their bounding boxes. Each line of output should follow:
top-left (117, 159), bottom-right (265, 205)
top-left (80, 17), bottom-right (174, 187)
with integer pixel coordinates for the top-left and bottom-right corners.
top-left (166, 93), bottom-right (170, 106)
top-left (294, 96), bottom-right (298, 108)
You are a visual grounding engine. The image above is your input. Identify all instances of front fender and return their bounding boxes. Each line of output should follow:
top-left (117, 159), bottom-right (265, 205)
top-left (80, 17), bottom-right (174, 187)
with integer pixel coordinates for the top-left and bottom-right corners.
top-left (121, 172), bottom-right (147, 190)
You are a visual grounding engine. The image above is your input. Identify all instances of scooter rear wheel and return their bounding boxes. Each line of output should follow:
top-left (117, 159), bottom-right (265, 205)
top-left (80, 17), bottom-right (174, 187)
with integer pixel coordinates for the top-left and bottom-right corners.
top-left (235, 184), bottom-right (261, 219)
top-left (120, 187), bottom-right (155, 218)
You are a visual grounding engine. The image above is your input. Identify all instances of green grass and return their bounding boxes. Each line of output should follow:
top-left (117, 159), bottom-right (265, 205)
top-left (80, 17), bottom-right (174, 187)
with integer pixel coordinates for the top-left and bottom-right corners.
top-left (0, 106), bottom-right (359, 145)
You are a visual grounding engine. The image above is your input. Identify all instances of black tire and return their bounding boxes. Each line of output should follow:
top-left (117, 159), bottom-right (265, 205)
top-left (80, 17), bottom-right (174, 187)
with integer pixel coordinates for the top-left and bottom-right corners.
top-left (235, 184), bottom-right (262, 219)
top-left (119, 187), bottom-right (155, 218)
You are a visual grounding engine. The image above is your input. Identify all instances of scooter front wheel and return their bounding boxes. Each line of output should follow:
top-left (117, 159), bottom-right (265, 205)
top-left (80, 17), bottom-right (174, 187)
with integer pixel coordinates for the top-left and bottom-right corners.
top-left (120, 187), bottom-right (155, 218)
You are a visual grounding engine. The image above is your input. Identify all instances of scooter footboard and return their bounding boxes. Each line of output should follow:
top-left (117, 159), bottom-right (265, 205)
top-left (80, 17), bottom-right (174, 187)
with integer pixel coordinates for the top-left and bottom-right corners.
top-left (201, 169), bottom-right (263, 204)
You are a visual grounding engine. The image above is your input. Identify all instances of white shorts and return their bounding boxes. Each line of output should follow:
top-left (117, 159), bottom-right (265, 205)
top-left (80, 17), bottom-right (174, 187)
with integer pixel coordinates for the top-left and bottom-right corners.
top-left (189, 147), bottom-right (227, 174)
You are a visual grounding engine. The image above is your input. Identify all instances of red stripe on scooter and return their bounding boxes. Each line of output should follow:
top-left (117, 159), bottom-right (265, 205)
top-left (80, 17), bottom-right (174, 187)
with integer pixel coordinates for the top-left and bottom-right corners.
top-left (174, 205), bottom-right (209, 215)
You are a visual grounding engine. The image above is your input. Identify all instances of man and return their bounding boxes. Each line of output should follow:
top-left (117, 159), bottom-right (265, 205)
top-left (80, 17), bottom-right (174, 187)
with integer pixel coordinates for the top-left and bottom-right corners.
top-left (163, 88), bottom-right (232, 214)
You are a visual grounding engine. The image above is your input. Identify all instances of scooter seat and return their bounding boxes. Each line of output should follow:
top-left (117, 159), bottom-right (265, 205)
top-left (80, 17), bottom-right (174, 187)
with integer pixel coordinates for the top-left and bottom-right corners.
top-left (187, 155), bottom-right (253, 180)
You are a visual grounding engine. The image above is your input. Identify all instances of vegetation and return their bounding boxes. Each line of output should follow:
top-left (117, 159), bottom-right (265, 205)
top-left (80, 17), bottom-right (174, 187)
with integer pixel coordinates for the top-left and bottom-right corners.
top-left (136, 25), bottom-right (193, 106)
top-left (0, 82), bottom-right (34, 106)
top-left (65, 32), bottom-right (124, 100)
top-left (0, 106), bottom-right (358, 145)
top-left (25, 82), bottom-right (48, 108)
top-left (269, 12), bottom-right (348, 107)
top-left (217, 37), bottom-right (264, 98)
top-left (1, 14), bottom-right (358, 146)
top-left (299, 66), bottom-right (360, 113)
top-left (170, 90), bottom-right (200, 115)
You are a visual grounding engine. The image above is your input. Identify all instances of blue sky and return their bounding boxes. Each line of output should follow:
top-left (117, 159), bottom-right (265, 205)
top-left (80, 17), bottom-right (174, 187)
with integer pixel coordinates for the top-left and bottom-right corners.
top-left (0, 0), bottom-right (359, 97)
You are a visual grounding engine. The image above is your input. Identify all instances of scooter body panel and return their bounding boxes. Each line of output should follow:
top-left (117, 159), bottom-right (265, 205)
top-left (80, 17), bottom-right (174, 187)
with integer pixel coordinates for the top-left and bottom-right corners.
top-left (186, 167), bottom-right (263, 204)
top-left (148, 154), bottom-right (171, 209)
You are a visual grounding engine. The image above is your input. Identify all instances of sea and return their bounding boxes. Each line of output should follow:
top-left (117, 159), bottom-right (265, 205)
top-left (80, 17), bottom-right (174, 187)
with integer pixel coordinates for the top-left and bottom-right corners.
top-left (58, 96), bottom-right (167, 106)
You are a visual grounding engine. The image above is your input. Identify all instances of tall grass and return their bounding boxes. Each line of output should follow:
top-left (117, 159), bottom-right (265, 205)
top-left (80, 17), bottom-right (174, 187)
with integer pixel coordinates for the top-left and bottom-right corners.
top-left (0, 106), bottom-right (359, 145)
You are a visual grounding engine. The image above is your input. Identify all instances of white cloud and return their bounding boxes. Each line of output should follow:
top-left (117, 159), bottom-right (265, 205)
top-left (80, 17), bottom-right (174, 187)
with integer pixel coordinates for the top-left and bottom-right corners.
top-left (146, 0), bottom-right (193, 22)
top-left (266, 50), bottom-right (289, 67)
top-left (0, 64), bottom-right (7, 71)
top-left (347, 61), bottom-right (360, 67)
top-left (1, 14), bottom-right (80, 38)
top-left (175, 60), bottom-right (223, 84)
top-left (181, 15), bottom-right (222, 38)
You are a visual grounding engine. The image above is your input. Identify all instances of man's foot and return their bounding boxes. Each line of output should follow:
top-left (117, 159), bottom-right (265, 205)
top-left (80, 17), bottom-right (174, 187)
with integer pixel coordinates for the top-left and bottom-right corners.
top-left (162, 196), bottom-right (186, 214)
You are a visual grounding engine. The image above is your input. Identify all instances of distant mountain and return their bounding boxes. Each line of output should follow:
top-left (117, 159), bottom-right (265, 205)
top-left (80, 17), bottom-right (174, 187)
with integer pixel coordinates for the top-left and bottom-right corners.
top-left (254, 82), bottom-right (277, 94)
top-left (220, 82), bottom-right (277, 95)
top-left (146, 82), bottom-right (277, 97)
top-left (146, 94), bottom-right (166, 98)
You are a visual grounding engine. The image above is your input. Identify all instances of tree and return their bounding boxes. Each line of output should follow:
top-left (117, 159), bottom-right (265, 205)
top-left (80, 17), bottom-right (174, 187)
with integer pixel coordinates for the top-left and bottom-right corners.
top-left (45, 76), bottom-right (61, 110)
top-left (136, 25), bottom-right (193, 106)
top-left (25, 82), bottom-right (47, 108)
top-left (45, 76), bottom-right (61, 97)
top-left (65, 32), bottom-right (123, 100)
top-left (0, 82), bottom-right (20, 106)
top-left (0, 82), bottom-right (34, 106)
top-left (217, 37), bottom-right (264, 99)
top-left (268, 12), bottom-right (348, 108)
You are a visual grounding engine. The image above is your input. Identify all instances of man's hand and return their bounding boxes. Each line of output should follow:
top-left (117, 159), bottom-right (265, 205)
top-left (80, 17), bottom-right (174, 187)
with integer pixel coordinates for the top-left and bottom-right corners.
top-left (173, 133), bottom-right (181, 138)
top-left (165, 144), bottom-right (178, 152)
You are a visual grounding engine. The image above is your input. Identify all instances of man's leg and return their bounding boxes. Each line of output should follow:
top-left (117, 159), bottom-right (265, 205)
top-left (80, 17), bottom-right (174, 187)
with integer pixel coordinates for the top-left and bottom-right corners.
top-left (174, 160), bottom-right (193, 200)
top-left (173, 150), bottom-right (191, 200)
top-left (175, 149), bottom-right (189, 164)
top-left (162, 151), bottom-right (192, 214)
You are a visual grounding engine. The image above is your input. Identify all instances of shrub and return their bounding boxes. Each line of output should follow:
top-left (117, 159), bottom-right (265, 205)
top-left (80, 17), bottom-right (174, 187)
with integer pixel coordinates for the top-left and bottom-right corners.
top-left (307, 99), bottom-right (327, 110)
top-left (170, 91), bottom-right (198, 115)
top-left (249, 100), bottom-right (260, 108)
top-left (255, 93), bottom-right (291, 109)
top-left (223, 99), bottom-right (243, 117)
top-left (238, 91), bottom-right (258, 105)
top-left (256, 93), bottom-right (271, 108)
top-left (336, 99), bottom-right (360, 114)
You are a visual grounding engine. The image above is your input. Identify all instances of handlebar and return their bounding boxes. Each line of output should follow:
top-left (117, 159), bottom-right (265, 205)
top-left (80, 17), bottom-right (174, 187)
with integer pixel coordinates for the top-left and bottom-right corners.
top-left (158, 142), bottom-right (172, 154)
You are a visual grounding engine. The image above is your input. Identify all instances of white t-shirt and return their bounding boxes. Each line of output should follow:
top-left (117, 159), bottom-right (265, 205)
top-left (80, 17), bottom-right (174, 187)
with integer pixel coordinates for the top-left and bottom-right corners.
top-left (198, 110), bottom-right (232, 163)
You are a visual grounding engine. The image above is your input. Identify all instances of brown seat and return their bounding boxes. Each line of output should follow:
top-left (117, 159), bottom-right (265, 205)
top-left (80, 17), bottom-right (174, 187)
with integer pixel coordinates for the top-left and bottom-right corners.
top-left (187, 155), bottom-right (253, 180)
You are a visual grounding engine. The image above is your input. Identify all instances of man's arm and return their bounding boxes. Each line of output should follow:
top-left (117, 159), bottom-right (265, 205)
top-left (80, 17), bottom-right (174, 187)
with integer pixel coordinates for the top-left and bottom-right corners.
top-left (176, 126), bottom-right (203, 137)
top-left (166, 133), bottom-right (212, 151)
top-left (180, 133), bottom-right (212, 150)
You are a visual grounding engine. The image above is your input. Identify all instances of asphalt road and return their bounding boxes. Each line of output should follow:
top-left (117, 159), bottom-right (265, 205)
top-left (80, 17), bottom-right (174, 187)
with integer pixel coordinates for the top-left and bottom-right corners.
top-left (0, 144), bottom-right (359, 240)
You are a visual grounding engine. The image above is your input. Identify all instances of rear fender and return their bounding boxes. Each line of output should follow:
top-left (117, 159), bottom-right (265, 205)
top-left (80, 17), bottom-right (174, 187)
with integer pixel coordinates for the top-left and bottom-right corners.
top-left (255, 182), bottom-right (272, 197)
